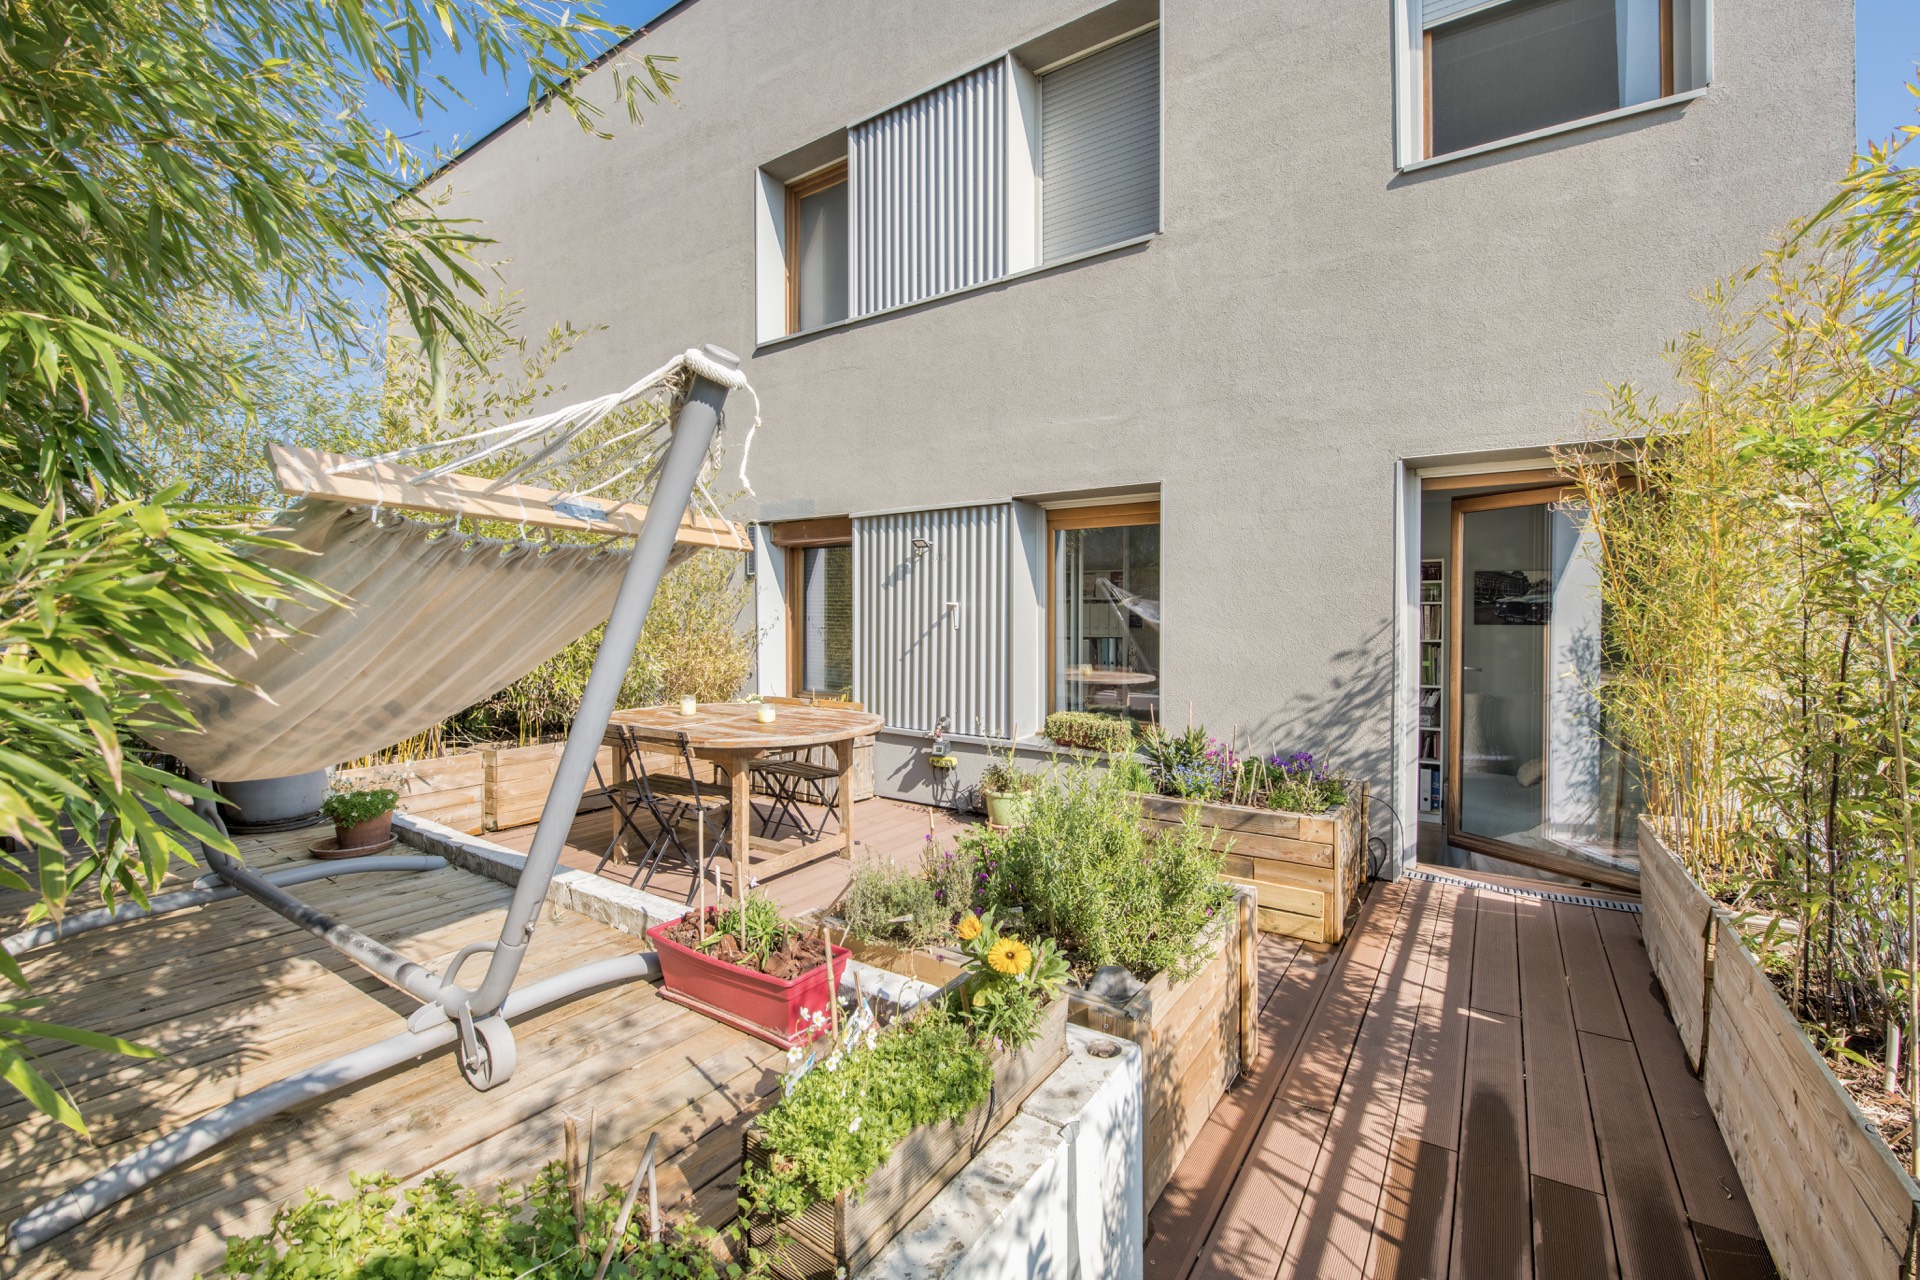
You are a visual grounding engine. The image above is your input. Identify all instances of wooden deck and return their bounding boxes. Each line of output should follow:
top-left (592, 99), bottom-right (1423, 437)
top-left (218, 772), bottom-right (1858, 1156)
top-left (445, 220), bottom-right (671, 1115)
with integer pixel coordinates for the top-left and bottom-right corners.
top-left (490, 793), bottom-right (976, 919)
top-left (0, 825), bottom-right (785, 1280)
top-left (1145, 874), bottom-right (1775, 1280)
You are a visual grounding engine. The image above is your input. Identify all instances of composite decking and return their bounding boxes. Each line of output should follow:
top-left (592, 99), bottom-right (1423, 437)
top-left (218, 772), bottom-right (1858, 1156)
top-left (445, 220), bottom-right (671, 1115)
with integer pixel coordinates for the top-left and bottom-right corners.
top-left (1146, 874), bottom-right (1775, 1280)
top-left (0, 825), bottom-right (784, 1280)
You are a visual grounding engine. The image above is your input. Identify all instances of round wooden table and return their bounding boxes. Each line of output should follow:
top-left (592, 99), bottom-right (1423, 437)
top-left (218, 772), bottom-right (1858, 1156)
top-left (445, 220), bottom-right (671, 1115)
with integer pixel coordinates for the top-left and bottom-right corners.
top-left (1064, 668), bottom-right (1157, 688)
top-left (608, 702), bottom-right (884, 888)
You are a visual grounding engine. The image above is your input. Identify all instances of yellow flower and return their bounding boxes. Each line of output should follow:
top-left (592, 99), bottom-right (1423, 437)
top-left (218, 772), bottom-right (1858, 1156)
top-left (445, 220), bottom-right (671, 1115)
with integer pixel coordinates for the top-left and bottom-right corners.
top-left (987, 936), bottom-right (1032, 976)
top-left (956, 913), bottom-right (984, 942)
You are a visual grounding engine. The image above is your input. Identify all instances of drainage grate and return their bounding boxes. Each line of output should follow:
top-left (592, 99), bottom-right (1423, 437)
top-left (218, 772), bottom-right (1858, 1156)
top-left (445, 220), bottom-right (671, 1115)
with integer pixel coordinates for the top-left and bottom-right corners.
top-left (1407, 867), bottom-right (1641, 914)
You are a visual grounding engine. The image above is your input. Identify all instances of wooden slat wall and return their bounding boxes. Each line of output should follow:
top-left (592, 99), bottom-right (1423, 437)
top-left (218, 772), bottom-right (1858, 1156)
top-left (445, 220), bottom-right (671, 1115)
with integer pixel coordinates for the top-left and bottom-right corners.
top-left (1702, 918), bottom-right (1920, 1278)
top-left (1636, 818), bottom-right (1716, 1070)
top-left (336, 754), bottom-right (485, 835)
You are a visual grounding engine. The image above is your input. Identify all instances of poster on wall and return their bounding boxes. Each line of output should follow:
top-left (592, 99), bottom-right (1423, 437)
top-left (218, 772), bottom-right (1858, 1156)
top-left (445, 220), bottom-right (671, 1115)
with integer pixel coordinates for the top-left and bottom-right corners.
top-left (1473, 570), bottom-right (1552, 625)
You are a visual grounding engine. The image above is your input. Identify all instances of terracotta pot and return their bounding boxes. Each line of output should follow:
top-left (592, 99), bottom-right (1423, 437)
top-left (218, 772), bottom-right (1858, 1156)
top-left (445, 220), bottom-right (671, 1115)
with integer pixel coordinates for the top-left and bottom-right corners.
top-left (647, 920), bottom-right (847, 1049)
top-left (332, 812), bottom-right (394, 851)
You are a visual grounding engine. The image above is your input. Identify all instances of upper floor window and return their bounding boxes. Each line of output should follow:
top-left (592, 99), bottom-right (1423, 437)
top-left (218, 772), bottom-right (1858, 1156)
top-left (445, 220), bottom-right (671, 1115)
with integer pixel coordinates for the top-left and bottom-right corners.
top-left (756, 7), bottom-right (1161, 343)
top-left (787, 160), bottom-right (849, 332)
top-left (1399, 0), bottom-right (1711, 166)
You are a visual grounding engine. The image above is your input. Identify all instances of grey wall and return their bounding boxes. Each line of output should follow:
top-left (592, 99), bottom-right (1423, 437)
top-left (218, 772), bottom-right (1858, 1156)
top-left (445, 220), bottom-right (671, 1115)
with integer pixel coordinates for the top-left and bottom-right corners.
top-left (429, 0), bottom-right (1855, 797)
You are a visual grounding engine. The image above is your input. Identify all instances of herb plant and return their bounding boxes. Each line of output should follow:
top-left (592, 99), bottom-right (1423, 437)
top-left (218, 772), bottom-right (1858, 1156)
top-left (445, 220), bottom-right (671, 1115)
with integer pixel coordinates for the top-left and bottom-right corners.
top-left (1042, 711), bottom-right (1135, 754)
top-left (213, 1164), bottom-right (732, 1279)
top-left (966, 759), bottom-right (1230, 981)
top-left (740, 1007), bottom-right (991, 1219)
top-left (979, 756), bottom-right (1039, 795)
top-left (701, 893), bottom-right (795, 968)
top-left (318, 783), bottom-right (398, 827)
top-left (838, 860), bottom-right (947, 950)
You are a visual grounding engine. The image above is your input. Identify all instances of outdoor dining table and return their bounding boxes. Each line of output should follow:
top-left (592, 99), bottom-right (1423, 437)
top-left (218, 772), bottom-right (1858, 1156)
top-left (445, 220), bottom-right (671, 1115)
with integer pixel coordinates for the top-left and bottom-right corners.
top-left (606, 701), bottom-right (885, 890)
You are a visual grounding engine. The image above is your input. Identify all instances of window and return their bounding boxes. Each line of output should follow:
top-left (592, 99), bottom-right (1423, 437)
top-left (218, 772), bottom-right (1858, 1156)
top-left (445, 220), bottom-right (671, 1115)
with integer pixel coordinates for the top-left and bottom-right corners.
top-left (774, 518), bottom-right (854, 699)
top-left (1049, 503), bottom-right (1160, 724)
top-left (1041, 31), bottom-right (1160, 263)
top-left (1401, 0), bottom-right (1711, 165)
top-left (755, 6), bottom-right (1161, 341)
top-left (786, 161), bottom-right (849, 333)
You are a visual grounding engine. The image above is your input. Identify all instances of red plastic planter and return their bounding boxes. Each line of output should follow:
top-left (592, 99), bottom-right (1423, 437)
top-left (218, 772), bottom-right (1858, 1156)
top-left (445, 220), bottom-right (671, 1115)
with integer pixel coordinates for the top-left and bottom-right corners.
top-left (647, 920), bottom-right (849, 1049)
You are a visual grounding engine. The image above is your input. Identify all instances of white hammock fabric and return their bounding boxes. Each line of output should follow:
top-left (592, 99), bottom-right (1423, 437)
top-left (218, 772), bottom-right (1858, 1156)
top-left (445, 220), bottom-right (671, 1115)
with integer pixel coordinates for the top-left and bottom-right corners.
top-left (147, 503), bottom-right (690, 780)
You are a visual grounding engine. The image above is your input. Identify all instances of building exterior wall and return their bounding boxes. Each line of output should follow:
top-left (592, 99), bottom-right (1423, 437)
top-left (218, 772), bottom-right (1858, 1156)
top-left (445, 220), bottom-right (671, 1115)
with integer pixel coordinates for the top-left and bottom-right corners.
top-left (428, 0), bottom-right (1855, 808)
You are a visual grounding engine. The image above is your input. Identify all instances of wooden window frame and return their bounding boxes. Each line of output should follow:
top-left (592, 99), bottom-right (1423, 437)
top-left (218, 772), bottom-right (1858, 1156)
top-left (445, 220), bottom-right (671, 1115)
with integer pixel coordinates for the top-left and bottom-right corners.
top-left (1045, 501), bottom-right (1162, 715)
top-left (785, 533), bottom-right (853, 700)
top-left (784, 159), bottom-right (848, 337)
top-left (1421, 0), bottom-right (1678, 161)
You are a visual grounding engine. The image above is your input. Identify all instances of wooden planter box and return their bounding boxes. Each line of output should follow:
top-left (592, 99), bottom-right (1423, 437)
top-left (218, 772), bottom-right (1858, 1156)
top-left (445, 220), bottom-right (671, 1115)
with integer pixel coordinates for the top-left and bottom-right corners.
top-left (743, 995), bottom-right (1070, 1279)
top-left (1070, 888), bottom-right (1257, 1206)
top-left (482, 739), bottom-right (615, 830)
top-left (841, 936), bottom-right (968, 990)
top-left (334, 752), bottom-right (486, 835)
top-left (1640, 818), bottom-right (1920, 1277)
top-left (1135, 784), bottom-right (1368, 943)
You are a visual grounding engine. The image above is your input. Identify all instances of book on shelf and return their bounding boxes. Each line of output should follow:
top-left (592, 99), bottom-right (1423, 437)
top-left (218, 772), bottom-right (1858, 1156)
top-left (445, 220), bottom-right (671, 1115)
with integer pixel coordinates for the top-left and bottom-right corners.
top-left (1420, 560), bottom-right (1442, 583)
top-left (1421, 603), bottom-right (1443, 641)
top-left (1420, 646), bottom-right (1441, 686)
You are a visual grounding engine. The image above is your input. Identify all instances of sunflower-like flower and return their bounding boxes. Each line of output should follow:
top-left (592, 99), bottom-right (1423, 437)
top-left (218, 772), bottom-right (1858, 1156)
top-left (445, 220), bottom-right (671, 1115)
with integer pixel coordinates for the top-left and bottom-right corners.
top-left (987, 936), bottom-right (1032, 976)
top-left (956, 913), bottom-right (984, 942)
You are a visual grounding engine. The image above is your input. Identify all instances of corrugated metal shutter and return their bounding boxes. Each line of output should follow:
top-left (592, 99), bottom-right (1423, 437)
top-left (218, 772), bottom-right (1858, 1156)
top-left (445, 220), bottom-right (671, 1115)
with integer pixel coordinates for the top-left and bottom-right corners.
top-left (849, 61), bottom-right (1007, 317)
top-left (853, 504), bottom-right (1011, 737)
top-left (1041, 30), bottom-right (1159, 263)
top-left (1422, 0), bottom-right (1511, 27)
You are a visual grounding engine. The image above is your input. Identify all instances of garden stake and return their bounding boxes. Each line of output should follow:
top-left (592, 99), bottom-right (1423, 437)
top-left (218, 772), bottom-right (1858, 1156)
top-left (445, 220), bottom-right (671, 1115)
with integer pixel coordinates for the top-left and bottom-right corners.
top-left (564, 1114), bottom-right (587, 1254)
top-left (822, 920), bottom-right (842, 1043)
top-left (1884, 615), bottom-right (1917, 1178)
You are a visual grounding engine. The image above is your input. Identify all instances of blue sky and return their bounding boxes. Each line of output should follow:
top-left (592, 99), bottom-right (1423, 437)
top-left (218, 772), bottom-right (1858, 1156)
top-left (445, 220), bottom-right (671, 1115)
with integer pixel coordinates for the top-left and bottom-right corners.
top-left (391, 3), bottom-right (1920, 162)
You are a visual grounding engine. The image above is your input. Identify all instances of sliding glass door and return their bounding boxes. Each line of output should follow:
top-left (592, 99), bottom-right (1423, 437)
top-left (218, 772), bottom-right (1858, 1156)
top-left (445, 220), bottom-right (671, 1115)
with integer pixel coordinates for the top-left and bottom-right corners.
top-left (1447, 487), bottom-right (1641, 885)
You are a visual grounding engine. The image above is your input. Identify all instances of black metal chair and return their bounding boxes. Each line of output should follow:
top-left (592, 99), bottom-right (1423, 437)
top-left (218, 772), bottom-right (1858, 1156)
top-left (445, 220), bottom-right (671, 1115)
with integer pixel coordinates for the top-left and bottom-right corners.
top-left (590, 726), bottom-right (731, 902)
top-left (752, 754), bottom-right (840, 840)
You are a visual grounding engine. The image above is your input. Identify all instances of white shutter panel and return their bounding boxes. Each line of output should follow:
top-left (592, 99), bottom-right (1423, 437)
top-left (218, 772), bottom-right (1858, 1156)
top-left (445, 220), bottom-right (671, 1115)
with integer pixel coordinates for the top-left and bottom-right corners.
top-left (1422, 0), bottom-right (1513, 27)
top-left (1041, 30), bottom-right (1159, 263)
top-left (849, 62), bottom-right (1007, 317)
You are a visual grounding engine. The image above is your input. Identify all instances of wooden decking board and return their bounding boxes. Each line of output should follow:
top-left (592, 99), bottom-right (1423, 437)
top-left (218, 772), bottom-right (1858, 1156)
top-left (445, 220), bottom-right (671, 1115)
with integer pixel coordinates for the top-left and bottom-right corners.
top-left (1164, 880), bottom-right (1777, 1280)
top-left (1188, 883), bottom-right (1415, 1280)
top-left (1578, 1029), bottom-right (1708, 1280)
top-left (1554, 901), bottom-right (1632, 1040)
top-left (0, 825), bottom-right (775, 1280)
top-left (1142, 936), bottom-right (1330, 1279)
top-left (1589, 907), bottom-right (1766, 1244)
top-left (1469, 891), bottom-right (1521, 1018)
top-left (1531, 1175), bottom-right (1618, 1280)
top-left (1450, 1009), bottom-right (1530, 1280)
top-left (1514, 896), bottom-right (1604, 1195)
top-left (1278, 881), bottom-right (1436, 1280)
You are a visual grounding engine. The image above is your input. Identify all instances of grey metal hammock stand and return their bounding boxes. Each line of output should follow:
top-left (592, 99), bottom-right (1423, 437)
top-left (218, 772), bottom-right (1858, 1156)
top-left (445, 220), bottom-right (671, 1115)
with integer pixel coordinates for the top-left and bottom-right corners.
top-left (6, 347), bottom-right (744, 1255)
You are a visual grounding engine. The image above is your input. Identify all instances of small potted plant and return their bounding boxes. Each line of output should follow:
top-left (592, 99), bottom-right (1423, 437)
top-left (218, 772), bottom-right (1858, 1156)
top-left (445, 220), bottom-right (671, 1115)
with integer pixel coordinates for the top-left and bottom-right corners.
top-left (977, 756), bottom-right (1039, 828)
top-left (647, 894), bottom-right (848, 1048)
top-left (315, 777), bottom-right (400, 858)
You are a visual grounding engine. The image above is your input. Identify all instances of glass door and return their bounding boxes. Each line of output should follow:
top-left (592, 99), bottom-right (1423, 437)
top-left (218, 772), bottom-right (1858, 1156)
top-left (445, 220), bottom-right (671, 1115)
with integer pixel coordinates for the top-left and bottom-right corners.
top-left (1446, 487), bottom-right (1640, 886)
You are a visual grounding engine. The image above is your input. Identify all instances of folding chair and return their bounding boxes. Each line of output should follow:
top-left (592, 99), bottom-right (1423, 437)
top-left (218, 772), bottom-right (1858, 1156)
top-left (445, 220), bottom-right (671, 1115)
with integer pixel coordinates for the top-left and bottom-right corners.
top-left (595, 727), bottom-right (731, 902)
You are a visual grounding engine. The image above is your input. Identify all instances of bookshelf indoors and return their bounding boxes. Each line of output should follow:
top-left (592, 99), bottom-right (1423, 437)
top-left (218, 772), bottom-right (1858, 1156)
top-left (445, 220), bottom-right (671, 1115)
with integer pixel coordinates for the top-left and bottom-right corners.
top-left (1418, 558), bottom-right (1444, 823)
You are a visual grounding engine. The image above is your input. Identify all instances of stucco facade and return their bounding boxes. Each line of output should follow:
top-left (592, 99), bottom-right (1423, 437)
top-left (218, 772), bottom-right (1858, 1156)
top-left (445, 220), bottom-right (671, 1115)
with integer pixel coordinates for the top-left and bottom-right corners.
top-left (430, 0), bottom-right (1855, 869)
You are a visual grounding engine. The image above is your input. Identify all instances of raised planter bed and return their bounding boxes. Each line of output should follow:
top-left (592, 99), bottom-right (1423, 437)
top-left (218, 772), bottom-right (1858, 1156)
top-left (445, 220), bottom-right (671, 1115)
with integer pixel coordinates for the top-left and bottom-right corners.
top-left (1640, 818), bottom-right (1920, 1277)
top-left (334, 752), bottom-right (485, 835)
top-left (840, 936), bottom-right (968, 991)
top-left (482, 738), bottom-right (616, 830)
top-left (1070, 888), bottom-right (1256, 1206)
top-left (1135, 784), bottom-right (1368, 943)
top-left (743, 995), bottom-right (1070, 1280)
top-left (647, 919), bottom-right (849, 1050)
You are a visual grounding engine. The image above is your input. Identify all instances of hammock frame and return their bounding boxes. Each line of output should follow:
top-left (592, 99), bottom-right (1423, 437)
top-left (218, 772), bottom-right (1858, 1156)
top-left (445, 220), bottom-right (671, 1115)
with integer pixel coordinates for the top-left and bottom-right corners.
top-left (6, 346), bottom-right (746, 1255)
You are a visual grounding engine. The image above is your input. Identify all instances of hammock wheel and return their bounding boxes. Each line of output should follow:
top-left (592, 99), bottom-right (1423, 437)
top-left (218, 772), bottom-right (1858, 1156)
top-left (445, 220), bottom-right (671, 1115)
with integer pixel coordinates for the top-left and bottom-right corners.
top-left (457, 1014), bottom-right (517, 1092)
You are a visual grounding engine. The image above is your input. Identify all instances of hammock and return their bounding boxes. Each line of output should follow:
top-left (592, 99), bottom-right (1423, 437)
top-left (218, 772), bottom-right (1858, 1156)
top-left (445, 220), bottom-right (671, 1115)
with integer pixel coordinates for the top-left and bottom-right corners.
top-left (7, 345), bottom-right (757, 1255)
top-left (145, 503), bottom-right (689, 780)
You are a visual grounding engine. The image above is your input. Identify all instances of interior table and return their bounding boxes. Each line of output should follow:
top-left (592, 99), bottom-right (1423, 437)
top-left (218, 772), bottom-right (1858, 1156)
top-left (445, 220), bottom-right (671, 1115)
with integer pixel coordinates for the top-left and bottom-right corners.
top-left (608, 702), bottom-right (885, 892)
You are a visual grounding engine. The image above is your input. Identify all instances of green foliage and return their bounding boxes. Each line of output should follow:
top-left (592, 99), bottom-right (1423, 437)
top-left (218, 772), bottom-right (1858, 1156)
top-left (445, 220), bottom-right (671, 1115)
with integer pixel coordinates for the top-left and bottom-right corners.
top-left (739, 1008), bottom-right (991, 1219)
top-left (1557, 107), bottom-right (1920, 1068)
top-left (979, 756), bottom-right (1039, 796)
top-left (1042, 711), bottom-right (1134, 754)
top-left (1136, 728), bottom-right (1349, 814)
top-left (319, 787), bottom-right (398, 828)
top-left (0, 0), bottom-right (676, 1131)
top-left (212, 1164), bottom-right (733, 1279)
top-left (693, 894), bottom-right (815, 974)
top-left (924, 835), bottom-right (984, 920)
top-left (837, 860), bottom-right (948, 951)
top-left (947, 908), bottom-right (1069, 1051)
top-left (965, 760), bottom-right (1230, 981)
top-left (1136, 725), bottom-right (1221, 800)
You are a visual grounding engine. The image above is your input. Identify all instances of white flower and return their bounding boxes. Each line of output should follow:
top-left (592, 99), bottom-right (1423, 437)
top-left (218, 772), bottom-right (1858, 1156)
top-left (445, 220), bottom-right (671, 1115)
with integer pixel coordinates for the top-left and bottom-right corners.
top-left (848, 1115), bottom-right (862, 1134)
top-left (825, 1052), bottom-right (841, 1072)
top-left (787, 1046), bottom-right (804, 1064)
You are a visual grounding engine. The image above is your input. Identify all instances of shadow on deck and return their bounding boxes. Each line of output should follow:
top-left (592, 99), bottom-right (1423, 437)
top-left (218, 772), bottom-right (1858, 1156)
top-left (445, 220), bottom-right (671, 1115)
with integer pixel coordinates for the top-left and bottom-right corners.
top-left (1147, 874), bottom-right (1775, 1280)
